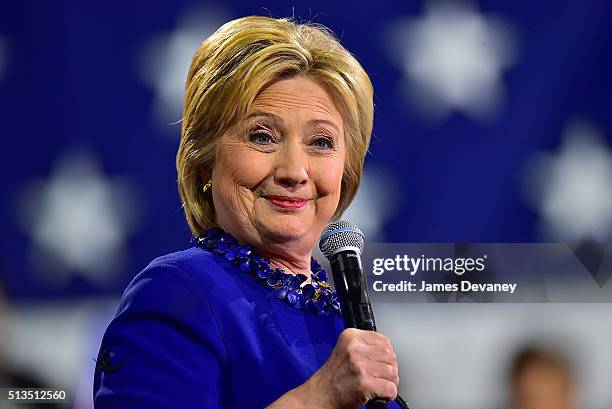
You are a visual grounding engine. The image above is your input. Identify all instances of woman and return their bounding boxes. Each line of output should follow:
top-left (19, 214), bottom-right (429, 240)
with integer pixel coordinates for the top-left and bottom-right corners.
top-left (93, 16), bottom-right (403, 409)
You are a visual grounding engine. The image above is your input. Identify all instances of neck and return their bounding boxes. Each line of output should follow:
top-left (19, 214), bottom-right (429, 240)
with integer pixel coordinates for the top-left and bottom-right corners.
top-left (265, 254), bottom-right (313, 285)
top-left (219, 224), bottom-right (315, 284)
top-left (255, 236), bottom-right (314, 284)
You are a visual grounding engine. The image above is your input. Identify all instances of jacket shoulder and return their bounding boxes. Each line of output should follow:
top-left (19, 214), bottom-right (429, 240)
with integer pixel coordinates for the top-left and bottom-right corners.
top-left (147, 245), bottom-right (223, 275)
top-left (115, 246), bottom-right (226, 318)
top-left (94, 246), bottom-right (227, 408)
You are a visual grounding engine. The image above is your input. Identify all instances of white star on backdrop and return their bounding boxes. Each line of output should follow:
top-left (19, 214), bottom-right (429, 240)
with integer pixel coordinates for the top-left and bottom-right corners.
top-left (523, 120), bottom-right (612, 242)
top-left (15, 149), bottom-right (142, 286)
top-left (140, 5), bottom-right (230, 136)
top-left (342, 166), bottom-right (398, 241)
top-left (385, 1), bottom-right (518, 122)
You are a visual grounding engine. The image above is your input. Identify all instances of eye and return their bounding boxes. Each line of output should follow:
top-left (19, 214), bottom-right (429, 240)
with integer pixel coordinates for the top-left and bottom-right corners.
top-left (311, 136), bottom-right (334, 150)
top-left (249, 132), bottom-right (273, 145)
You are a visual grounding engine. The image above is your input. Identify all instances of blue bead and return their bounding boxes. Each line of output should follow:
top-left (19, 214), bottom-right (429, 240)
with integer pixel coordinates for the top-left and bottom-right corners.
top-left (312, 298), bottom-right (324, 311)
top-left (266, 277), bottom-right (281, 287)
top-left (286, 275), bottom-right (302, 289)
top-left (205, 238), bottom-right (218, 248)
top-left (287, 290), bottom-right (298, 305)
top-left (274, 287), bottom-right (288, 299)
top-left (294, 294), bottom-right (305, 309)
top-left (239, 261), bottom-right (250, 272)
top-left (238, 247), bottom-right (252, 257)
top-left (305, 298), bottom-right (324, 314)
top-left (249, 259), bottom-right (260, 272)
top-left (225, 250), bottom-right (238, 261)
top-left (318, 290), bottom-right (330, 303)
top-left (302, 284), bottom-right (315, 299)
top-left (316, 270), bottom-right (328, 282)
top-left (233, 255), bottom-right (247, 264)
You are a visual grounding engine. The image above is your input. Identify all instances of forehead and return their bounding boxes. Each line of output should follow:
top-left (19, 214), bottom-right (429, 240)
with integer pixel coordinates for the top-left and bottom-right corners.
top-left (248, 76), bottom-right (344, 127)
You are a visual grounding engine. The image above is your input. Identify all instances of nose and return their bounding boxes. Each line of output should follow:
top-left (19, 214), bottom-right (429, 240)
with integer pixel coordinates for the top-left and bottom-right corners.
top-left (274, 139), bottom-right (308, 190)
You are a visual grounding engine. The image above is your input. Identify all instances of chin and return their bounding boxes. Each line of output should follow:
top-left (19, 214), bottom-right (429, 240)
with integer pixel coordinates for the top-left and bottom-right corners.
top-left (255, 216), bottom-right (312, 244)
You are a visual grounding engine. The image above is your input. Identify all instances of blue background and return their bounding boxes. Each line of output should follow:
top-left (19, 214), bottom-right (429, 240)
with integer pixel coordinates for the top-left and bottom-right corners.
top-left (1, 1), bottom-right (611, 300)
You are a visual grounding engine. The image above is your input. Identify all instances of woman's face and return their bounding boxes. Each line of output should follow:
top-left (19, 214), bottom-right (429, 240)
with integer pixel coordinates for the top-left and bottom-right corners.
top-left (211, 75), bottom-right (345, 253)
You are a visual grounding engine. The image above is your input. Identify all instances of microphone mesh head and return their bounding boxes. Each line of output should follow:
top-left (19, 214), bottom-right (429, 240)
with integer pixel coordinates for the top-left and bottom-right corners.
top-left (318, 220), bottom-right (365, 259)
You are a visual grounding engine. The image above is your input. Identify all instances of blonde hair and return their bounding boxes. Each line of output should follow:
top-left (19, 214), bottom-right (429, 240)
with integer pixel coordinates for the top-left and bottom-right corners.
top-left (177, 16), bottom-right (374, 236)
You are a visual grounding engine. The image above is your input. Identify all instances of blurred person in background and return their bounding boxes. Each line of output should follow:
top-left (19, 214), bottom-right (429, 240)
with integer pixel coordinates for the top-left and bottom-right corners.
top-left (508, 345), bottom-right (577, 409)
top-left (0, 280), bottom-right (64, 409)
top-left (93, 16), bottom-right (406, 409)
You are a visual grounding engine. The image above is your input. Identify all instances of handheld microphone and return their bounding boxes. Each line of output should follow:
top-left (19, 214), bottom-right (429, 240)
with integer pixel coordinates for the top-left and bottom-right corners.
top-left (319, 220), bottom-right (387, 409)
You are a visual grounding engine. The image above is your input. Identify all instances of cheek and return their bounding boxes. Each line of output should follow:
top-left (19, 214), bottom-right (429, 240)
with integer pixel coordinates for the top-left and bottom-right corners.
top-left (215, 145), bottom-right (269, 190)
top-left (212, 145), bottom-right (271, 216)
top-left (313, 156), bottom-right (345, 203)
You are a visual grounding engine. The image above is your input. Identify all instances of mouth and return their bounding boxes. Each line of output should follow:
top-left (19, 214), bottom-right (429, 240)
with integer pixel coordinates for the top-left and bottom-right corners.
top-left (263, 195), bottom-right (310, 210)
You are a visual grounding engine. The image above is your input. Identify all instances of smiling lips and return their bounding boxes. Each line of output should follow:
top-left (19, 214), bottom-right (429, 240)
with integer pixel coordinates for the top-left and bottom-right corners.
top-left (264, 195), bottom-right (309, 210)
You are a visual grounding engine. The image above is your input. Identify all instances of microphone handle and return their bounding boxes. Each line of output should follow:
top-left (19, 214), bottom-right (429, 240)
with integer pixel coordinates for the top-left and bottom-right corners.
top-left (357, 306), bottom-right (389, 409)
top-left (330, 251), bottom-right (388, 409)
top-left (366, 399), bottom-right (391, 409)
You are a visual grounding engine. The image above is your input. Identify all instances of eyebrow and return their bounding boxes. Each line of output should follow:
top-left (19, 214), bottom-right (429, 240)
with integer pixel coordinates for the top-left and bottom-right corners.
top-left (244, 111), bottom-right (340, 134)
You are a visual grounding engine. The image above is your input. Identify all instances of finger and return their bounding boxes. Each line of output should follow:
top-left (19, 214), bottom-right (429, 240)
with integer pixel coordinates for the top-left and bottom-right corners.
top-left (339, 327), bottom-right (361, 341)
top-left (345, 338), bottom-right (395, 365)
top-left (364, 345), bottom-right (397, 367)
top-left (366, 361), bottom-right (399, 385)
top-left (369, 377), bottom-right (398, 401)
top-left (357, 331), bottom-right (392, 349)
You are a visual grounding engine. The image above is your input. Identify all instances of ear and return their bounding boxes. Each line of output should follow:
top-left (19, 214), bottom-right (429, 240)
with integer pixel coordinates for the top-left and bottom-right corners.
top-left (199, 167), bottom-right (212, 186)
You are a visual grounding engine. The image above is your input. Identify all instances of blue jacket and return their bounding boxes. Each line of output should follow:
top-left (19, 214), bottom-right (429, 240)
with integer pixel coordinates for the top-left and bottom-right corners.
top-left (93, 246), bottom-right (401, 408)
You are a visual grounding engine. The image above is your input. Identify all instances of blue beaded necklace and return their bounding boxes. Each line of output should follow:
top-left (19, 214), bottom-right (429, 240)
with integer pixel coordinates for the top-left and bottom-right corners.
top-left (193, 227), bottom-right (341, 317)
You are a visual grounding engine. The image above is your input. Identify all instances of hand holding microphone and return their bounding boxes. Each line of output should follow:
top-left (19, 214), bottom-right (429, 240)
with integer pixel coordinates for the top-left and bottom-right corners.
top-left (304, 328), bottom-right (399, 409)
top-left (314, 221), bottom-right (400, 409)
